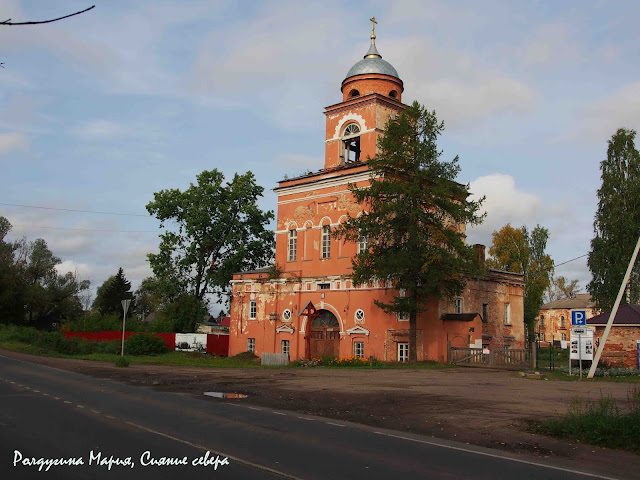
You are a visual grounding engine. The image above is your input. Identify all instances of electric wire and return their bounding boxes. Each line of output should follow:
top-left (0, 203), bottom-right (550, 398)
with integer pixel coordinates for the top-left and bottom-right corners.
top-left (0, 202), bottom-right (150, 217)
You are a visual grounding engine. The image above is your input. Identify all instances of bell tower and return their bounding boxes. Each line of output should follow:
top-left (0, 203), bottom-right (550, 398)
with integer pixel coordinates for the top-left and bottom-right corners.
top-left (324, 18), bottom-right (405, 170)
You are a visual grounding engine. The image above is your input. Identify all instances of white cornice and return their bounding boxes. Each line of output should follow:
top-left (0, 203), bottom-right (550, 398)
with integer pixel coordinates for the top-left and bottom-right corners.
top-left (275, 171), bottom-right (375, 197)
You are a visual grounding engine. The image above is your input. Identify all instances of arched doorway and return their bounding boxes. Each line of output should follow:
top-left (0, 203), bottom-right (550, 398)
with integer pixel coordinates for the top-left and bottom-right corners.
top-left (309, 310), bottom-right (340, 358)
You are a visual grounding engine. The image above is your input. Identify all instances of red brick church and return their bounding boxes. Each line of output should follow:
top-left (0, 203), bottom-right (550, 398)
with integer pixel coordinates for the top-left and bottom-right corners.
top-left (228, 22), bottom-right (525, 362)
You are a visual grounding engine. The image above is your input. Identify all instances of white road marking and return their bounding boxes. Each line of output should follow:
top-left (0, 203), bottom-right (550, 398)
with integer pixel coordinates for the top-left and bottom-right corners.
top-left (63, 401), bottom-right (72, 404)
top-left (297, 416), bottom-right (315, 421)
top-left (53, 397), bottom-right (60, 400)
top-left (91, 410), bottom-right (100, 414)
top-left (76, 405), bottom-right (84, 409)
top-left (272, 412), bottom-right (287, 416)
top-left (124, 421), bottom-right (302, 479)
top-left (105, 415), bottom-right (116, 419)
top-left (326, 422), bottom-right (345, 427)
top-left (33, 390), bottom-right (40, 393)
top-left (372, 431), bottom-right (621, 480)
top-left (42, 393), bottom-right (49, 396)
top-left (247, 406), bottom-right (262, 411)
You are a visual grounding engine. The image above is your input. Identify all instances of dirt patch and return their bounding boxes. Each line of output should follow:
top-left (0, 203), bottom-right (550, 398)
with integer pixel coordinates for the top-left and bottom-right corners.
top-left (4, 350), bottom-right (639, 478)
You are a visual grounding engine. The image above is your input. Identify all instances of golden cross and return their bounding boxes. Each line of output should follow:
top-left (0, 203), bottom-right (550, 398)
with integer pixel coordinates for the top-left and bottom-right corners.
top-left (370, 16), bottom-right (377, 38)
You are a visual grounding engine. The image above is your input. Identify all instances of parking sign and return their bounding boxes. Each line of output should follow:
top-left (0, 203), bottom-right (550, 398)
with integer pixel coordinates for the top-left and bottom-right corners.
top-left (571, 310), bottom-right (586, 326)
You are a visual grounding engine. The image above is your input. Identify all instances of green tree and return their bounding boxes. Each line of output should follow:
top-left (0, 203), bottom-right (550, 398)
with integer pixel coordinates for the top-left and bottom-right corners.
top-left (588, 128), bottom-right (640, 310)
top-left (93, 268), bottom-right (136, 316)
top-left (547, 276), bottom-right (581, 302)
top-left (487, 223), bottom-right (554, 338)
top-left (335, 102), bottom-right (484, 363)
top-left (146, 169), bottom-right (274, 332)
top-left (135, 276), bottom-right (163, 321)
top-left (0, 217), bottom-right (90, 327)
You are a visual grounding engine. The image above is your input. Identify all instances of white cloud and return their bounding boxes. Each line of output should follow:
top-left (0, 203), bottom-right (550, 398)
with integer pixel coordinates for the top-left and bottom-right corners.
top-left (0, 132), bottom-right (29, 154)
top-left (55, 260), bottom-right (93, 280)
top-left (582, 82), bottom-right (640, 139)
top-left (71, 120), bottom-right (124, 139)
top-left (466, 173), bottom-right (540, 245)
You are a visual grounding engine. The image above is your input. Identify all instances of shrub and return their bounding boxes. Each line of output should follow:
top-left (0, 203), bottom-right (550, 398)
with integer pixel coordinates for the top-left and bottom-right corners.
top-left (124, 333), bottom-right (168, 356)
top-left (115, 356), bottom-right (130, 368)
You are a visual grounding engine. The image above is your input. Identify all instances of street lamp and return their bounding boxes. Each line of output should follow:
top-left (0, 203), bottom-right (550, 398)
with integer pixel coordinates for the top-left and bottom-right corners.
top-left (121, 299), bottom-right (131, 357)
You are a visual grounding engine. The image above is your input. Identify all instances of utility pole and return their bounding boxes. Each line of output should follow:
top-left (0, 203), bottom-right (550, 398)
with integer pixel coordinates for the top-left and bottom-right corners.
top-left (588, 235), bottom-right (640, 378)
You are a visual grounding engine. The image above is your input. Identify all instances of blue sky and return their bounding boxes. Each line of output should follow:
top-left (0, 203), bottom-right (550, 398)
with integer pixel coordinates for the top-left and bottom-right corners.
top-left (1, 0), bottom-right (639, 307)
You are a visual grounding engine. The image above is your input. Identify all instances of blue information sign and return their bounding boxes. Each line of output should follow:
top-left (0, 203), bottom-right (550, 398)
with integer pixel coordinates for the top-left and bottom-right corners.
top-left (571, 310), bottom-right (587, 326)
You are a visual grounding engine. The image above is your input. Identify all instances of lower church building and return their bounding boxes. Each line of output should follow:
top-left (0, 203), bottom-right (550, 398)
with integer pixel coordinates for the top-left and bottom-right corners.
top-left (228, 24), bottom-right (525, 362)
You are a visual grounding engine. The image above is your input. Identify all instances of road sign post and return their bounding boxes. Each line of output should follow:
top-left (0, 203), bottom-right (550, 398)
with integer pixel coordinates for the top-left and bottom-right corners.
top-left (121, 299), bottom-right (131, 357)
top-left (571, 310), bottom-right (586, 326)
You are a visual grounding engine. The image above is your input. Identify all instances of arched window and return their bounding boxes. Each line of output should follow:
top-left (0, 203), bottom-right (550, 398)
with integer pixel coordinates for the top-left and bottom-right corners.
top-left (349, 89), bottom-right (360, 98)
top-left (288, 229), bottom-right (297, 261)
top-left (321, 225), bottom-right (331, 259)
top-left (341, 123), bottom-right (361, 164)
top-left (389, 90), bottom-right (397, 98)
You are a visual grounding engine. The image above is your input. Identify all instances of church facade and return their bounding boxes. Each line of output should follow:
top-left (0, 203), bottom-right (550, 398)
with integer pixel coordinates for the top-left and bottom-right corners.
top-left (228, 26), bottom-right (525, 362)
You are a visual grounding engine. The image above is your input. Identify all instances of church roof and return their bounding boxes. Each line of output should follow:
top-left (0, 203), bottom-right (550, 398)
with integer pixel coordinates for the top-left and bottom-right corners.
top-left (540, 293), bottom-right (594, 310)
top-left (345, 56), bottom-right (399, 80)
top-left (344, 22), bottom-right (400, 80)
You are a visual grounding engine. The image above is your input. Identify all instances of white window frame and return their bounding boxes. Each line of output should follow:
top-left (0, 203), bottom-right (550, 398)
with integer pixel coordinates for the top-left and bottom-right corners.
top-left (560, 315), bottom-right (565, 329)
top-left (561, 333), bottom-right (566, 341)
top-left (504, 303), bottom-right (511, 325)
top-left (288, 229), bottom-right (297, 262)
top-left (398, 342), bottom-right (409, 362)
top-left (397, 311), bottom-right (409, 322)
top-left (247, 338), bottom-right (255, 353)
top-left (249, 300), bottom-right (257, 320)
top-left (357, 233), bottom-right (368, 254)
top-left (354, 341), bottom-right (364, 359)
top-left (454, 297), bottom-right (463, 314)
top-left (321, 225), bottom-right (331, 259)
top-left (539, 332), bottom-right (545, 342)
top-left (281, 340), bottom-right (290, 357)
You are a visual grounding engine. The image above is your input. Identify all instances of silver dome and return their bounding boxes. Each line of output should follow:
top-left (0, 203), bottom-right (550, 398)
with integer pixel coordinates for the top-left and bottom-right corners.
top-left (345, 57), bottom-right (399, 80)
top-left (344, 43), bottom-right (400, 80)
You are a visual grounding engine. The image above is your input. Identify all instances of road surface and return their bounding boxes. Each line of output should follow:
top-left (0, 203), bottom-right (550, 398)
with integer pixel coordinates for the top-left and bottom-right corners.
top-left (0, 353), bottom-right (624, 479)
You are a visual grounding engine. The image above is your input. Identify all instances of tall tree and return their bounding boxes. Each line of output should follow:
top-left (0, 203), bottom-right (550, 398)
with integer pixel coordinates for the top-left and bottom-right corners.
top-left (487, 224), bottom-right (554, 338)
top-left (588, 128), bottom-right (640, 310)
top-left (0, 217), bottom-right (90, 327)
top-left (547, 276), bottom-right (581, 302)
top-left (146, 169), bottom-right (274, 332)
top-left (336, 102), bottom-right (484, 363)
top-left (93, 268), bottom-right (135, 316)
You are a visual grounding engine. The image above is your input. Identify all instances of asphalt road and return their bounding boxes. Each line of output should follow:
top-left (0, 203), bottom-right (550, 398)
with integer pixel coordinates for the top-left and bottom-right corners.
top-left (0, 353), bottom-right (624, 479)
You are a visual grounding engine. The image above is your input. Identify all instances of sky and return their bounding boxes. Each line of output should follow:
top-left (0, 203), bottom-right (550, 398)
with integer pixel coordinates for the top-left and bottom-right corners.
top-left (1, 0), bottom-right (639, 310)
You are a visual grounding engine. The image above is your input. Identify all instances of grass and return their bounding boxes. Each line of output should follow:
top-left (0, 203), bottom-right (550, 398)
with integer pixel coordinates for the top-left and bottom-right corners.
top-left (538, 370), bottom-right (640, 383)
top-left (528, 386), bottom-right (640, 453)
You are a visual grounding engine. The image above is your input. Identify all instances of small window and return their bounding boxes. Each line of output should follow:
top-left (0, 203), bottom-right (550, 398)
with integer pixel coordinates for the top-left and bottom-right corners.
top-left (504, 303), bottom-right (511, 325)
top-left (398, 343), bottom-right (409, 362)
top-left (317, 283), bottom-right (330, 290)
top-left (247, 338), bottom-right (255, 353)
top-left (355, 309), bottom-right (365, 322)
top-left (540, 314), bottom-right (545, 328)
top-left (281, 340), bottom-right (290, 357)
top-left (282, 309), bottom-right (292, 322)
top-left (454, 298), bottom-right (463, 314)
top-left (539, 332), bottom-right (545, 342)
top-left (349, 89), bottom-right (360, 98)
top-left (249, 300), bottom-right (257, 320)
top-left (482, 304), bottom-right (488, 323)
top-left (342, 123), bottom-right (361, 164)
top-left (354, 341), bottom-right (364, 358)
top-left (560, 315), bottom-right (565, 328)
top-left (389, 90), bottom-right (397, 98)
top-left (322, 225), bottom-right (331, 259)
top-left (397, 312), bottom-right (409, 322)
top-left (561, 333), bottom-right (567, 341)
top-left (357, 233), bottom-right (368, 254)
top-left (288, 229), bottom-right (297, 262)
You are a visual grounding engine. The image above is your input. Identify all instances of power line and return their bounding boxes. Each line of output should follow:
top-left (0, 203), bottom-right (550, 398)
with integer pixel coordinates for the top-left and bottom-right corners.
top-left (0, 202), bottom-right (150, 217)
top-left (555, 253), bottom-right (588, 267)
top-left (11, 224), bottom-right (158, 233)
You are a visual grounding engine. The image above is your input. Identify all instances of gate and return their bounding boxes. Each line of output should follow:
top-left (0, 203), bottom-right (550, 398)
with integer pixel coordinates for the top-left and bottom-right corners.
top-left (449, 347), bottom-right (531, 368)
top-left (309, 310), bottom-right (340, 359)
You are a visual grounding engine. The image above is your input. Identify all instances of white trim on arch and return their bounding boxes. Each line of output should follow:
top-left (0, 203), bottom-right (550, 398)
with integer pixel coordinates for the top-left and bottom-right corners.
top-left (299, 302), bottom-right (344, 334)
